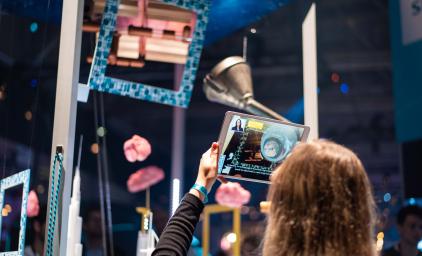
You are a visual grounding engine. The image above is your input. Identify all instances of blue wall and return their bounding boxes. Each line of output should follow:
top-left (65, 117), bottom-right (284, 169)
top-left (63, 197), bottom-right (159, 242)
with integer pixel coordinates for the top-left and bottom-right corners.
top-left (389, 0), bottom-right (422, 142)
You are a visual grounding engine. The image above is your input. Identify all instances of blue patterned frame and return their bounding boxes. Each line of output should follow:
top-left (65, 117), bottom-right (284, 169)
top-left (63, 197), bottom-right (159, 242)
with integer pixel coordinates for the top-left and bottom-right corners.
top-left (0, 169), bottom-right (31, 256)
top-left (88, 0), bottom-right (210, 108)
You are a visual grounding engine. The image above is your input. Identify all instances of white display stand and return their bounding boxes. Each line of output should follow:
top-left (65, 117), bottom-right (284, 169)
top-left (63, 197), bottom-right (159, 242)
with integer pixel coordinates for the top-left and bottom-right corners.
top-left (136, 211), bottom-right (159, 256)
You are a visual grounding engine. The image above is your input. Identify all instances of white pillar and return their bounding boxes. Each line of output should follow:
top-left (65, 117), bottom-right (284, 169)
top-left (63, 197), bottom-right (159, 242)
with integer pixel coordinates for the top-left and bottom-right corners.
top-left (44, 0), bottom-right (84, 254)
top-left (171, 64), bottom-right (186, 215)
top-left (302, 3), bottom-right (319, 140)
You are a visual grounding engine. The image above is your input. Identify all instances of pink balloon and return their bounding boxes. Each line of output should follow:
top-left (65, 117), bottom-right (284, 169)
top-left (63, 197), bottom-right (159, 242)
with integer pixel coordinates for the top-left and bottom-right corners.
top-left (215, 182), bottom-right (251, 208)
top-left (27, 190), bottom-right (40, 217)
top-left (123, 135), bottom-right (152, 162)
top-left (127, 166), bottom-right (165, 193)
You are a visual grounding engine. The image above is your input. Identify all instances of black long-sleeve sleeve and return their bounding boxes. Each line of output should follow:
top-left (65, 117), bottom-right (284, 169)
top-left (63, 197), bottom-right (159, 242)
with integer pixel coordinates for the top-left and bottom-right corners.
top-left (152, 193), bottom-right (204, 256)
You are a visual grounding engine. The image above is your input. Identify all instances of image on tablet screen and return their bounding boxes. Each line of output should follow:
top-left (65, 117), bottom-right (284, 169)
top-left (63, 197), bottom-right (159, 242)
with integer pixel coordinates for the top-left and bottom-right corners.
top-left (218, 114), bottom-right (305, 182)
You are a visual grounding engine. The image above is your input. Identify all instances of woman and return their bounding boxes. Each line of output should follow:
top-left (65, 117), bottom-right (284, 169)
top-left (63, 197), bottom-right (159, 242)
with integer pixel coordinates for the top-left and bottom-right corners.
top-left (153, 140), bottom-right (376, 256)
top-left (263, 140), bottom-right (376, 256)
top-left (231, 119), bottom-right (243, 132)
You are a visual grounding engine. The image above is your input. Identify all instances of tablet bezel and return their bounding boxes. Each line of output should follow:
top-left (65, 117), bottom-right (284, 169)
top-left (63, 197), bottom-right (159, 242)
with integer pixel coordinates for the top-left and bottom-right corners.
top-left (217, 111), bottom-right (310, 184)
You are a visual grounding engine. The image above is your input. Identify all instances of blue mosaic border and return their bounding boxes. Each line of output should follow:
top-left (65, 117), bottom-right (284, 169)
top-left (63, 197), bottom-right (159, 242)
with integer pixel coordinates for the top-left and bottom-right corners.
top-left (0, 169), bottom-right (31, 256)
top-left (45, 152), bottom-right (64, 256)
top-left (88, 0), bottom-right (210, 108)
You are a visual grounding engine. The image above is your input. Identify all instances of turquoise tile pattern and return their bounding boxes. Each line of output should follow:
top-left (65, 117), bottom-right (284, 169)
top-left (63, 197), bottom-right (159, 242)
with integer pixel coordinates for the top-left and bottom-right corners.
top-left (45, 152), bottom-right (64, 256)
top-left (88, 0), bottom-right (210, 108)
top-left (0, 169), bottom-right (31, 256)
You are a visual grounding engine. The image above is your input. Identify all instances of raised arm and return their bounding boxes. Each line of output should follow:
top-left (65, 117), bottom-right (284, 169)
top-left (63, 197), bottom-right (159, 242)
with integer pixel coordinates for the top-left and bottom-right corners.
top-left (152, 142), bottom-right (219, 256)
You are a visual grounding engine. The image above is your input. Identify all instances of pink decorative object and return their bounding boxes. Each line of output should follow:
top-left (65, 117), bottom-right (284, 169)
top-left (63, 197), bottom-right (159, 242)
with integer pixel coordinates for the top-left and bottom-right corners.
top-left (116, 4), bottom-right (196, 38)
top-left (123, 135), bottom-right (152, 162)
top-left (215, 182), bottom-right (251, 208)
top-left (27, 190), bottom-right (40, 217)
top-left (116, 0), bottom-right (143, 30)
top-left (127, 166), bottom-right (165, 193)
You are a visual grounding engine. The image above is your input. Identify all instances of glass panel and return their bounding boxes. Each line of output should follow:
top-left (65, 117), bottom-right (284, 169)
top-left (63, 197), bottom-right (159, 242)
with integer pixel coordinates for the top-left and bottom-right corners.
top-left (0, 2), bottom-right (60, 254)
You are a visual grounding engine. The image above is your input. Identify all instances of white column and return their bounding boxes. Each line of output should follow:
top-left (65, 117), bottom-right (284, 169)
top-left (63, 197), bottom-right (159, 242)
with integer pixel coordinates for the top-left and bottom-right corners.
top-left (302, 3), bottom-right (319, 140)
top-left (171, 64), bottom-right (186, 215)
top-left (43, 0), bottom-right (84, 254)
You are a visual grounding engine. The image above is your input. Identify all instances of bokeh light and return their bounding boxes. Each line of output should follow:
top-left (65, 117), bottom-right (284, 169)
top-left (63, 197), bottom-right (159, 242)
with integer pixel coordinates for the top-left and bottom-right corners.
top-left (383, 193), bottom-right (391, 202)
top-left (409, 198), bottom-right (416, 205)
top-left (340, 83), bottom-right (349, 94)
top-left (30, 79), bottom-right (38, 88)
top-left (0, 85), bottom-right (6, 101)
top-left (331, 72), bottom-right (340, 83)
top-left (241, 206), bottom-right (250, 214)
top-left (4, 204), bottom-right (12, 213)
top-left (376, 231), bottom-right (384, 251)
top-left (30, 22), bottom-right (38, 33)
top-left (220, 233), bottom-right (231, 251)
top-left (2, 204), bottom-right (12, 217)
top-left (37, 184), bottom-right (45, 194)
top-left (91, 143), bottom-right (99, 154)
top-left (25, 111), bottom-right (33, 121)
top-left (227, 232), bottom-right (237, 243)
top-left (97, 126), bottom-right (106, 137)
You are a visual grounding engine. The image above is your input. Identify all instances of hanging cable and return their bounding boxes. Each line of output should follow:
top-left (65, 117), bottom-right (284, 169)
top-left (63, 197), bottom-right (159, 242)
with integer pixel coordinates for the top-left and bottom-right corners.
top-left (77, 135), bottom-right (83, 170)
top-left (243, 36), bottom-right (248, 61)
top-left (0, 2), bottom-right (5, 180)
top-left (26, 0), bottom-right (52, 169)
top-left (99, 92), bottom-right (115, 256)
top-left (0, 5), bottom-right (16, 179)
top-left (93, 91), bottom-right (109, 256)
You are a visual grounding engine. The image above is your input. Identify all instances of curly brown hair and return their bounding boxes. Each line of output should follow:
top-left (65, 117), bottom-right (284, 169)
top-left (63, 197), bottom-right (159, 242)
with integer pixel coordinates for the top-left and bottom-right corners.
top-left (263, 140), bottom-right (376, 256)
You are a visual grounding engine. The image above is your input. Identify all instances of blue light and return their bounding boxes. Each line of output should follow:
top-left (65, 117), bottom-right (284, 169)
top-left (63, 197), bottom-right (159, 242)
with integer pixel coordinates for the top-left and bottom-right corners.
top-left (284, 98), bottom-right (304, 124)
top-left (340, 83), bottom-right (349, 94)
top-left (191, 236), bottom-right (200, 247)
top-left (317, 87), bottom-right (320, 94)
top-left (30, 22), bottom-right (38, 33)
top-left (383, 193), bottom-right (391, 202)
top-left (418, 240), bottom-right (422, 250)
top-left (409, 198), bottom-right (416, 205)
top-left (30, 79), bottom-right (38, 88)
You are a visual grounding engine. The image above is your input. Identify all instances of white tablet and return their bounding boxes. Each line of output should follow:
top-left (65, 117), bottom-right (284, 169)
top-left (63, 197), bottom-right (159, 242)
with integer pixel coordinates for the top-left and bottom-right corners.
top-left (217, 111), bottom-right (310, 183)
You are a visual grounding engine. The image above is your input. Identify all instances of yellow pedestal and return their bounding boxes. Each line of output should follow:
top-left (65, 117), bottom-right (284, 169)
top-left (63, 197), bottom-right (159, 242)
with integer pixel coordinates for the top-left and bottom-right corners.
top-left (202, 204), bottom-right (241, 256)
top-left (136, 207), bottom-right (152, 232)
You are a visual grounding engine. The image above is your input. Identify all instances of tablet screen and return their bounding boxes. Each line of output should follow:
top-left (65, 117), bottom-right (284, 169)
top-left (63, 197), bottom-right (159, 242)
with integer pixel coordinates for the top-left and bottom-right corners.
top-left (218, 113), bottom-right (307, 182)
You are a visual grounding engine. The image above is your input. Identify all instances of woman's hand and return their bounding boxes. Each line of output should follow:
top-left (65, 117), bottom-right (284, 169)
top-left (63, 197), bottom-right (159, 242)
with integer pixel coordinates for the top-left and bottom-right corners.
top-left (196, 142), bottom-right (219, 192)
top-left (189, 142), bottom-right (219, 201)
